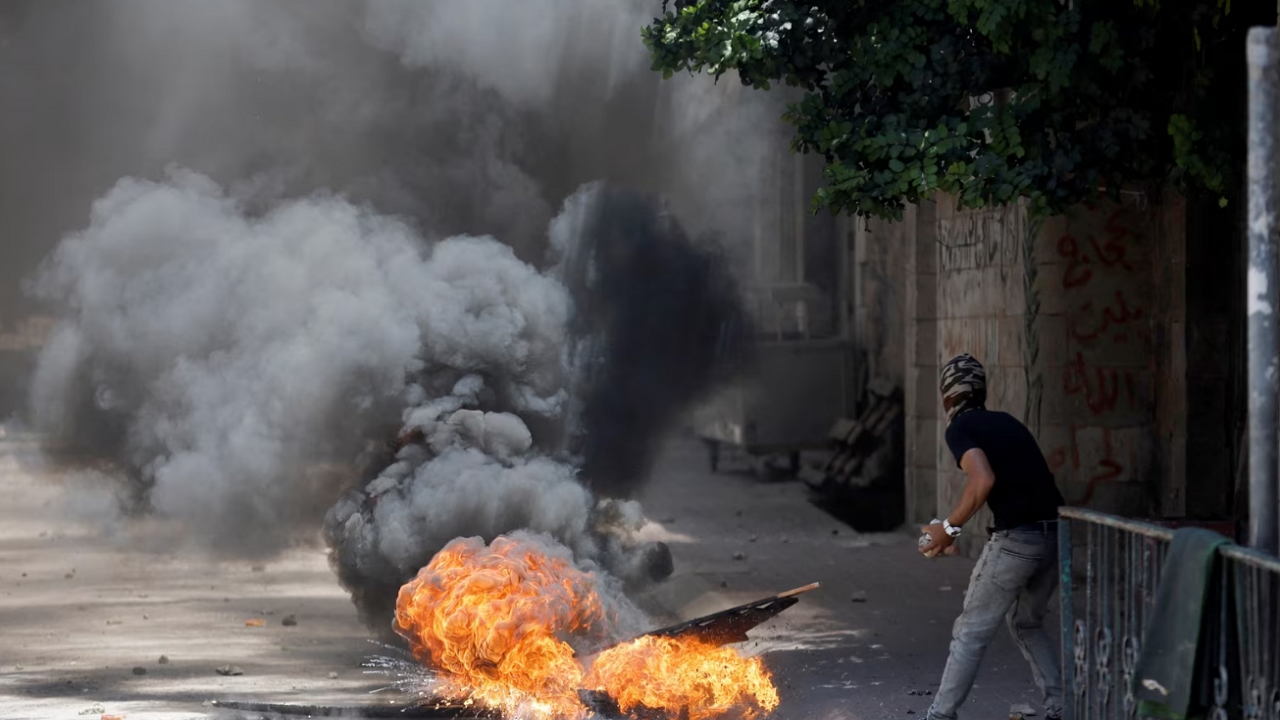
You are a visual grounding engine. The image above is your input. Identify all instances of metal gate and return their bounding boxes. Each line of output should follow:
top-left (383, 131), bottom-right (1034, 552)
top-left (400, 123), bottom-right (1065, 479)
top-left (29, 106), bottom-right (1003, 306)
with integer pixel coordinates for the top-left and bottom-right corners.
top-left (1059, 508), bottom-right (1280, 720)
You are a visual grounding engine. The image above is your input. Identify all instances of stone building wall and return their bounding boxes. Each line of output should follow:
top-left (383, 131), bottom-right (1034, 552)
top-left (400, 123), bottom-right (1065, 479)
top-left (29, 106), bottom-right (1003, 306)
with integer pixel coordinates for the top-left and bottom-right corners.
top-left (853, 194), bottom-right (1191, 547)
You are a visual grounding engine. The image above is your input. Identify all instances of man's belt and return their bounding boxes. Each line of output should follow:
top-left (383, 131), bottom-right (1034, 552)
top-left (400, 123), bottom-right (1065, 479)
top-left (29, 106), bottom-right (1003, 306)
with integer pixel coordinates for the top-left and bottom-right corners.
top-left (989, 520), bottom-right (1059, 534)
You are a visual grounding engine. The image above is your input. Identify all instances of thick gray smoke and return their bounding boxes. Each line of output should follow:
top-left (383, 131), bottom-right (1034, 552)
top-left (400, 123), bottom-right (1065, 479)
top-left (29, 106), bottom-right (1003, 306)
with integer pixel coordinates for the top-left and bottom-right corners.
top-left (1, 0), bottom-right (781, 420)
top-left (13, 0), bottom-right (775, 622)
top-left (29, 171), bottom-right (736, 623)
top-left (30, 169), bottom-right (573, 554)
top-left (325, 183), bottom-right (743, 625)
top-left (364, 1), bottom-right (650, 107)
top-left (0, 1), bottom-right (779, 321)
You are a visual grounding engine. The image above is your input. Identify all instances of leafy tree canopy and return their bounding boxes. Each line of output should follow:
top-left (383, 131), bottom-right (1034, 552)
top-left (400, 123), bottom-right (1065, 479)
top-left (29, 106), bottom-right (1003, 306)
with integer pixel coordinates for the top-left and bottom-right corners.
top-left (643, 0), bottom-right (1265, 219)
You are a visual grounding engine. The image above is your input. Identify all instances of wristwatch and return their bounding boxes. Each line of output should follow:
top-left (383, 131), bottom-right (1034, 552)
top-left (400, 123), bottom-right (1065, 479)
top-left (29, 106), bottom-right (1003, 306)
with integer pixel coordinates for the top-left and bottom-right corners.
top-left (943, 520), bottom-right (963, 538)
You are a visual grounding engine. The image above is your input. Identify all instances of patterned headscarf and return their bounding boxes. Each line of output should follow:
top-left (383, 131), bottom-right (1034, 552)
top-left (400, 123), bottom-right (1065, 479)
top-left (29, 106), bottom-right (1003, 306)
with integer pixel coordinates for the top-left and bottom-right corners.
top-left (940, 353), bottom-right (987, 422)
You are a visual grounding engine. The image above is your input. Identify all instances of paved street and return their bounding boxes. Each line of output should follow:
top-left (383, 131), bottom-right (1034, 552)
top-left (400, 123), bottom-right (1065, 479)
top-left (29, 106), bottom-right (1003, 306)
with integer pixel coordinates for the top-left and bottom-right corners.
top-left (0, 434), bottom-right (385, 720)
top-left (0, 432), bottom-right (1055, 720)
top-left (635, 438), bottom-right (1053, 720)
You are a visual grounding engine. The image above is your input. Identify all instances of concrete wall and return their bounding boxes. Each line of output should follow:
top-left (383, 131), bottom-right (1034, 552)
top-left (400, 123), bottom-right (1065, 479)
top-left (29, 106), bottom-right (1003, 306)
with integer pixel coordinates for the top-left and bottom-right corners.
top-left (935, 195), bottom-right (1184, 550)
top-left (932, 197), bottom-right (1031, 545)
top-left (904, 203), bottom-right (940, 526)
top-left (849, 210), bottom-right (931, 525)
top-left (853, 215), bottom-right (909, 389)
top-left (852, 193), bottom-right (1190, 546)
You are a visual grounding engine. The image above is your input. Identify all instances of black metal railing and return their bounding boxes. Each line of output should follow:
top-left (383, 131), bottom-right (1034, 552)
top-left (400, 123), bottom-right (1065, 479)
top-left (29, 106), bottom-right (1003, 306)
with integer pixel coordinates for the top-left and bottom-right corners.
top-left (1224, 543), bottom-right (1280, 720)
top-left (1060, 508), bottom-right (1280, 720)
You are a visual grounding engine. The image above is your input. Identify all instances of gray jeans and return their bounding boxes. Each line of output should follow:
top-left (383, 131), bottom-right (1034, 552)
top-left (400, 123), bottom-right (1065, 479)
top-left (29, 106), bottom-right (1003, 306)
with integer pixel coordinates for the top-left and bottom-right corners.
top-left (927, 526), bottom-right (1063, 720)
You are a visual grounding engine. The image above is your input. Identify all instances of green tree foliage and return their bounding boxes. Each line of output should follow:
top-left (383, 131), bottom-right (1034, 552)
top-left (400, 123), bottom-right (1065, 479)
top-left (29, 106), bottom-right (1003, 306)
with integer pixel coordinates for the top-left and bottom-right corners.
top-left (643, 0), bottom-right (1261, 219)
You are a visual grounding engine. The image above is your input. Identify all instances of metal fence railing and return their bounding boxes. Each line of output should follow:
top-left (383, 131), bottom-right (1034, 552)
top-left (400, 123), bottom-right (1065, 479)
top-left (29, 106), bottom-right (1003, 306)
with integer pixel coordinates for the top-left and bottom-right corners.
top-left (1059, 508), bottom-right (1172, 720)
top-left (1223, 543), bottom-right (1280, 720)
top-left (1060, 508), bottom-right (1280, 720)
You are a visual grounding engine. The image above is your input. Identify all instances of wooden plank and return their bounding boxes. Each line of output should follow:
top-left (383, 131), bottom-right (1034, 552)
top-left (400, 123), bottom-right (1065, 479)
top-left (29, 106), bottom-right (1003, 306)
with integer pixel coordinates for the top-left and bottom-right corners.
top-left (828, 418), bottom-right (857, 441)
top-left (871, 402), bottom-right (902, 435)
top-left (822, 404), bottom-right (883, 472)
top-left (797, 464), bottom-right (828, 489)
top-left (830, 396), bottom-right (885, 448)
top-left (826, 399), bottom-right (903, 487)
top-left (777, 582), bottom-right (821, 598)
top-left (813, 389), bottom-right (904, 489)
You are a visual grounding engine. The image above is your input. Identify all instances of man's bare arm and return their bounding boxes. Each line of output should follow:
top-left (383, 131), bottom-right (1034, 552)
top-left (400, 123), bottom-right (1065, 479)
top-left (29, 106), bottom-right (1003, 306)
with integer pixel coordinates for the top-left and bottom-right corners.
top-left (947, 448), bottom-right (996, 528)
top-left (920, 447), bottom-right (998, 556)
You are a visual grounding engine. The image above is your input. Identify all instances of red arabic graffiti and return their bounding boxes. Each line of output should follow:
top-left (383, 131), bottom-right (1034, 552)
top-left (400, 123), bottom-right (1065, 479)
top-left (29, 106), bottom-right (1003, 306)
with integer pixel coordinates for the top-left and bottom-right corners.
top-left (1103, 208), bottom-right (1143, 249)
top-left (1058, 234), bottom-right (1093, 289)
top-left (1040, 206), bottom-right (1144, 506)
top-left (1079, 428), bottom-right (1124, 505)
top-left (1046, 446), bottom-right (1069, 475)
top-left (1069, 290), bottom-right (1144, 344)
top-left (1044, 426), bottom-right (1127, 506)
top-left (1056, 209), bottom-right (1141, 290)
top-left (1063, 352), bottom-right (1137, 416)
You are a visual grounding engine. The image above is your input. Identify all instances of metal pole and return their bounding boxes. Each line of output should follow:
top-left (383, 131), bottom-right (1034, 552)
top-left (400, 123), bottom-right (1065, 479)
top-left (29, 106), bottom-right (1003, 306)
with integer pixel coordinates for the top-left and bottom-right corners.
top-left (1057, 516), bottom-right (1075, 720)
top-left (1247, 26), bottom-right (1280, 555)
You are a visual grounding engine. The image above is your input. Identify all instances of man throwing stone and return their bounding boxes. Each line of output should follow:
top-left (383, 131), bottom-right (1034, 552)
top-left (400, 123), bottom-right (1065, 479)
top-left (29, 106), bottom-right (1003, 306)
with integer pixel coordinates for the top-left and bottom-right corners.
top-left (920, 354), bottom-right (1065, 720)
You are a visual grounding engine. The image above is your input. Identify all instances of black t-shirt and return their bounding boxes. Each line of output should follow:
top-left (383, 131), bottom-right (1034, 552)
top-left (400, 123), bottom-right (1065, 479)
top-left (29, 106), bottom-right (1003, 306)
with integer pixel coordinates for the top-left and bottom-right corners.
top-left (944, 408), bottom-right (1064, 531)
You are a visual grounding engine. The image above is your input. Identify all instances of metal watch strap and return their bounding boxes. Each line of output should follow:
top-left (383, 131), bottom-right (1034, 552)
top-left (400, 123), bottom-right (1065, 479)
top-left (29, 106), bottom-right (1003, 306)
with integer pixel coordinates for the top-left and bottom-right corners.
top-left (943, 520), bottom-right (962, 537)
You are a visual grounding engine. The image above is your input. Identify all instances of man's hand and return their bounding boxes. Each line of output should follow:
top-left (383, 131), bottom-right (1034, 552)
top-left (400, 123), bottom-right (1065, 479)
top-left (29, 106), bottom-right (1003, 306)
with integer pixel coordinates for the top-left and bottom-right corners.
top-left (919, 523), bottom-right (956, 557)
top-left (918, 447), bottom-right (993, 559)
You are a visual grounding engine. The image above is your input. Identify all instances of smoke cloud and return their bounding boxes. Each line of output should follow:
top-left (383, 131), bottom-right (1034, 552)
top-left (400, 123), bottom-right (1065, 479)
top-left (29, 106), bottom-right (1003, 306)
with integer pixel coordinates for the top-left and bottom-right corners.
top-left (551, 185), bottom-right (753, 495)
top-left (324, 183), bottom-right (744, 624)
top-left (10, 0), bottom-right (779, 621)
top-left (0, 1), bottom-right (781, 325)
top-left (29, 169), bottom-right (568, 552)
top-left (29, 169), bottom-right (742, 623)
top-left (364, 1), bottom-right (650, 107)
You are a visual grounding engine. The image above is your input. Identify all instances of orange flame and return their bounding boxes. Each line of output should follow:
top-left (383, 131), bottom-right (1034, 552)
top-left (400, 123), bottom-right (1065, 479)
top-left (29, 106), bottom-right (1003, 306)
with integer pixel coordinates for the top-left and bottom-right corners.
top-left (394, 534), bottom-right (780, 720)
top-left (586, 635), bottom-right (780, 720)
top-left (394, 535), bottom-right (604, 718)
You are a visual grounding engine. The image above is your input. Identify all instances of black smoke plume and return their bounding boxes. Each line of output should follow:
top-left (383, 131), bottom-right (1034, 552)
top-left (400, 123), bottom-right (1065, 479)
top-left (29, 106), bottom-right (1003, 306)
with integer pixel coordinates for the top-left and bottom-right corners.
top-left (323, 184), bottom-right (751, 628)
top-left (555, 185), bottom-right (754, 496)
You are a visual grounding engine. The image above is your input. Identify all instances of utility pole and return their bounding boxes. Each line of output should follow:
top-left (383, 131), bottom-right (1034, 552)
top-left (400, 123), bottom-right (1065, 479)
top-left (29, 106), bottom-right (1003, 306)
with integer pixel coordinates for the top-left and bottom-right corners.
top-left (1247, 25), bottom-right (1280, 555)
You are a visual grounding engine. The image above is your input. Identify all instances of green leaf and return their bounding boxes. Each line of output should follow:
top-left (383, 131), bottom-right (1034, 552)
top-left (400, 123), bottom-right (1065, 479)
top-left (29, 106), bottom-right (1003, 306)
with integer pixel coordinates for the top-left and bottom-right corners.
top-left (642, 0), bottom-right (1241, 219)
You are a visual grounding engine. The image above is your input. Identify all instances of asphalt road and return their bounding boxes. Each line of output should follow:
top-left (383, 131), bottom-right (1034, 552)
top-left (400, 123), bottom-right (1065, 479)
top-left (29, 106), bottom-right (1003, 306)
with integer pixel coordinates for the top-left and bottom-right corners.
top-left (634, 439), bottom-right (1055, 720)
top-left (0, 432), bottom-right (1054, 720)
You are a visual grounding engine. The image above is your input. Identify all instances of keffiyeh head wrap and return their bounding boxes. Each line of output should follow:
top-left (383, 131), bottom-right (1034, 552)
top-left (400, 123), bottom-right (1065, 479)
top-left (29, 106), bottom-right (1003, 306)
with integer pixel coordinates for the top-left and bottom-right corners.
top-left (940, 353), bottom-right (986, 422)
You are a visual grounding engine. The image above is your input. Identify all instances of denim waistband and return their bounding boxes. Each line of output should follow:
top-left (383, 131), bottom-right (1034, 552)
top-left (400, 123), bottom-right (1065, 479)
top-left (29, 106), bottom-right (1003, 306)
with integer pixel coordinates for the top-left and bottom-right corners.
top-left (990, 520), bottom-right (1059, 536)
